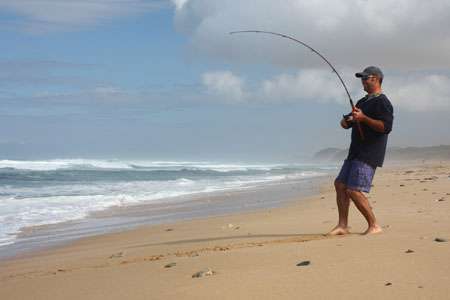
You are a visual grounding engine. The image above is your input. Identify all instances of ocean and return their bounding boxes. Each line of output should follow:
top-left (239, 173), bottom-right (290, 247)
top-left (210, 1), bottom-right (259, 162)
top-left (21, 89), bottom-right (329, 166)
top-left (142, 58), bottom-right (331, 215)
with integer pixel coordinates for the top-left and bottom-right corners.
top-left (0, 159), bottom-right (337, 253)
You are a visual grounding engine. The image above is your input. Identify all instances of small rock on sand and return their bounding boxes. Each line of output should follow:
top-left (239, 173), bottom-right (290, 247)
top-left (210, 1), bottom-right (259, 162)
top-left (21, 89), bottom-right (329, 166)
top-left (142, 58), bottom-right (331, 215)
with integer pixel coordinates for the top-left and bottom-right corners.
top-left (400, 184), bottom-right (405, 187)
top-left (405, 249), bottom-right (414, 253)
top-left (165, 228), bottom-right (173, 231)
top-left (164, 262), bottom-right (177, 268)
top-left (296, 260), bottom-right (311, 267)
top-left (192, 268), bottom-right (216, 278)
top-left (385, 282), bottom-right (392, 286)
top-left (434, 238), bottom-right (448, 243)
top-left (437, 197), bottom-right (445, 202)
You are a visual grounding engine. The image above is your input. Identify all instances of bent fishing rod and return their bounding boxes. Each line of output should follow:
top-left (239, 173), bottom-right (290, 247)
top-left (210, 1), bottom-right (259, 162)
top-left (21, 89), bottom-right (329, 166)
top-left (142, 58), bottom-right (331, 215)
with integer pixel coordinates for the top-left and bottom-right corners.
top-left (229, 30), bottom-right (364, 140)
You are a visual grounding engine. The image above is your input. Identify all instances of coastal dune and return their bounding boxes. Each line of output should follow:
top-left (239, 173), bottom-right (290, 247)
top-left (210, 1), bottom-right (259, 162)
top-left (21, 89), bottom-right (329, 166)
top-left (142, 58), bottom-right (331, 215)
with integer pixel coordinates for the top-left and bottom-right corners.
top-left (1, 162), bottom-right (449, 299)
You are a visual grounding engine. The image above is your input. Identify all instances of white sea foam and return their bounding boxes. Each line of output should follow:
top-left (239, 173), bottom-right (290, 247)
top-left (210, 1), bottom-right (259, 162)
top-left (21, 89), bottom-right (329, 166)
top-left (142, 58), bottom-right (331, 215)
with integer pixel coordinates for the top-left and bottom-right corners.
top-left (0, 159), bottom-right (290, 172)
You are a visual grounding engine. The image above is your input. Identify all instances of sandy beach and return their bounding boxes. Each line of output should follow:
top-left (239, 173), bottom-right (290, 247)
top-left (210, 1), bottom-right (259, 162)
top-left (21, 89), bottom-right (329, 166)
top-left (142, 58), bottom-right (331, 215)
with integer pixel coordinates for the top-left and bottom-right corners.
top-left (1, 162), bottom-right (449, 299)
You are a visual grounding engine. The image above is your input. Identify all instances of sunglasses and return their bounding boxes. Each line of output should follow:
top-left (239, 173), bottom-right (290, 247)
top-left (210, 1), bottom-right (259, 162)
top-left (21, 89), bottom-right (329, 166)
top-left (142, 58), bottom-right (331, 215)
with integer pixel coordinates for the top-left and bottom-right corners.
top-left (361, 75), bottom-right (377, 81)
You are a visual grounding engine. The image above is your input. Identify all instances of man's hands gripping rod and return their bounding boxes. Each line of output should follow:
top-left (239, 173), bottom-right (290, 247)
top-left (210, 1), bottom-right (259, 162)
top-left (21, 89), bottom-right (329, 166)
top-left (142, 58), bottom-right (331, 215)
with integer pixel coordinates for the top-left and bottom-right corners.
top-left (342, 108), bottom-right (385, 134)
top-left (342, 107), bottom-right (365, 140)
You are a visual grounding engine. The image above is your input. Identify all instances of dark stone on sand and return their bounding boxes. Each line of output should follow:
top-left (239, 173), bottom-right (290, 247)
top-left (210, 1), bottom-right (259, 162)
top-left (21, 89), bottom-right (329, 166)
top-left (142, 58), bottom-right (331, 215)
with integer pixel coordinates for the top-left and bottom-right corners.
top-left (192, 268), bottom-right (215, 278)
top-left (405, 249), bottom-right (414, 253)
top-left (164, 262), bottom-right (177, 268)
top-left (418, 286), bottom-right (423, 289)
top-left (165, 228), bottom-right (174, 231)
top-left (296, 260), bottom-right (311, 267)
top-left (434, 238), bottom-right (448, 243)
top-left (385, 282), bottom-right (392, 286)
top-left (437, 198), bottom-right (445, 202)
top-left (400, 184), bottom-right (405, 187)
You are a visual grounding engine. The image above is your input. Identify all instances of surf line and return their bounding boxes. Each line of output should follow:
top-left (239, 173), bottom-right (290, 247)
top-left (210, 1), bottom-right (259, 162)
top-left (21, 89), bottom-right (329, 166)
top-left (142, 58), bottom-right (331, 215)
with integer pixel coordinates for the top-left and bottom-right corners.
top-left (229, 30), bottom-right (364, 140)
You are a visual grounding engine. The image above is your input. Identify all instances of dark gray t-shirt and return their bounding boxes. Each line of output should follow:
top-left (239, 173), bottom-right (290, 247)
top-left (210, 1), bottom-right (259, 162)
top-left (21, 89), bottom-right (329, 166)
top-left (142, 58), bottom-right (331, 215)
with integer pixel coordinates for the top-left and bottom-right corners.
top-left (346, 93), bottom-right (394, 168)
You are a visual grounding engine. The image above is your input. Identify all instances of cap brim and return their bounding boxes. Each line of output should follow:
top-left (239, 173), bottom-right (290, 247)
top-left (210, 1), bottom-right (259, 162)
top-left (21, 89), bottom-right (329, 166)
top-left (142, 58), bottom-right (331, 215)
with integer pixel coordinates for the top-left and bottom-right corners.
top-left (355, 72), bottom-right (368, 78)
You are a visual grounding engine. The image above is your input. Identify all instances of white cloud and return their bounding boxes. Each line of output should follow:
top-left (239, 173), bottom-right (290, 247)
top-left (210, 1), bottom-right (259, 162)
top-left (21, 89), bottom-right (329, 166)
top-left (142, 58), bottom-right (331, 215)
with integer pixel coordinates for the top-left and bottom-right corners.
top-left (202, 71), bottom-right (245, 101)
top-left (384, 73), bottom-right (450, 112)
top-left (261, 69), bottom-right (358, 105)
top-left (201, 68), bottom-right (450, 112)
top-left (173, 0), bottom-right (450, 70)
top-left (0, 0), bottom-right (167, 33)
top-left (177, 0), bottom-right (450, 112)
top-left (172, 0), bottom-right (189, 11)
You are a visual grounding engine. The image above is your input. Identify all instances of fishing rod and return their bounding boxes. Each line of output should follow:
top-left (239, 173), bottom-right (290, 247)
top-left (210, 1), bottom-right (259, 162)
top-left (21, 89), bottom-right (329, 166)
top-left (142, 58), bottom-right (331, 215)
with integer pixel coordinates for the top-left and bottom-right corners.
top-left (229, 30), bottom-right (364, 140)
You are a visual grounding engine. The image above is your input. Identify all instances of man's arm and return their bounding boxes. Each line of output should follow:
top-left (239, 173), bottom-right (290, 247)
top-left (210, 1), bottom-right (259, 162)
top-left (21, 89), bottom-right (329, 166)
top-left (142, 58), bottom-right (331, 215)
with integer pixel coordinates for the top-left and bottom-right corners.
top-left (352, 108), bottom-right (385, 133)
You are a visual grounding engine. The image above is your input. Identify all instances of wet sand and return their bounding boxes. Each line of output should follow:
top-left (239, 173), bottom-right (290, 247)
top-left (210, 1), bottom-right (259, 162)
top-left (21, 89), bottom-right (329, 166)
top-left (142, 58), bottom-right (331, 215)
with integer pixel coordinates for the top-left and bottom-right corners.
top-left (1, 162), bottom-right (449, 299)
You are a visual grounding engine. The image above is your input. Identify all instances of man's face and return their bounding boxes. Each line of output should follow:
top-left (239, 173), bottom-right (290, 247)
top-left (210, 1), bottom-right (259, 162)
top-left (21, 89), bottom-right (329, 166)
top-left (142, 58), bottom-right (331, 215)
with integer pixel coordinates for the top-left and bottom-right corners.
top-left (361, 75), bottom-right (380, 93)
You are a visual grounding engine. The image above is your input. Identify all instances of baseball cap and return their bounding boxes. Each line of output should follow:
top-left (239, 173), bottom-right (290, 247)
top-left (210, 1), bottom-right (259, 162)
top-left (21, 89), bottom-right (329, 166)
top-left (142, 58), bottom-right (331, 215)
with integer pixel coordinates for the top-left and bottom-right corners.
top-left (355, 66), bottom-right (384, 80)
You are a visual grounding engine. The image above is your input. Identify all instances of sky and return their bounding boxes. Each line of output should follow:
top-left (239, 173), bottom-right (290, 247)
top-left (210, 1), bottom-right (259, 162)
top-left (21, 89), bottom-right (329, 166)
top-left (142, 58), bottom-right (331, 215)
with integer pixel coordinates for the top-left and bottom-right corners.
top-left (1, 0), bottom-right (450, 162)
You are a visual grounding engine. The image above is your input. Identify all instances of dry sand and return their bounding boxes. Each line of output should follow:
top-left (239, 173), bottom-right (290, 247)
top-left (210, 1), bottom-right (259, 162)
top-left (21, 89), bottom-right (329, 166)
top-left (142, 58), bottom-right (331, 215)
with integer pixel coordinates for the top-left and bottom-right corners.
top-left (1, 162), bottom-right (449, 299)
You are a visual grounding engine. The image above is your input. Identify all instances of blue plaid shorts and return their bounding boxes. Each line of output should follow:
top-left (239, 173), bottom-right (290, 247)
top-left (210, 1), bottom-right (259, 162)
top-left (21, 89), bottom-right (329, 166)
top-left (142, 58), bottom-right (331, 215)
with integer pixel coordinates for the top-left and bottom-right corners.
top-left (336, 159), bottom-right (376, 193)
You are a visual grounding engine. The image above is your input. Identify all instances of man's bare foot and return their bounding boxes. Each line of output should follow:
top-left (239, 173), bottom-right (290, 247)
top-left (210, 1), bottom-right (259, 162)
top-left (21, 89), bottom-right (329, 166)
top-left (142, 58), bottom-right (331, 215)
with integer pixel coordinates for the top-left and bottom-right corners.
top-left (362, 225), bottom-right (383, 235)
top-left (327, 225), bottom-right (350, 236)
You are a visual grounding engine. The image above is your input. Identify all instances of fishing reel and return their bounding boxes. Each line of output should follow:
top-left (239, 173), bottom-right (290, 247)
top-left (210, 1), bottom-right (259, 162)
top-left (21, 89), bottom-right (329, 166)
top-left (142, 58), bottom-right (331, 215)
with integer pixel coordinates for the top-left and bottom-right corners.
top-left (343, 112), bottom-right (354, 123)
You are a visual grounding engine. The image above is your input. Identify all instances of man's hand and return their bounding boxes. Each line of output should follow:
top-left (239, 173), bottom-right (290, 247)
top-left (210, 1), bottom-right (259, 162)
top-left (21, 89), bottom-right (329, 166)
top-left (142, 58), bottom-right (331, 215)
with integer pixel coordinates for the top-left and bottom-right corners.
top-left (352, 107), bottom-right (366, 122)
top-left (352, 107), bottom-right (386, 133)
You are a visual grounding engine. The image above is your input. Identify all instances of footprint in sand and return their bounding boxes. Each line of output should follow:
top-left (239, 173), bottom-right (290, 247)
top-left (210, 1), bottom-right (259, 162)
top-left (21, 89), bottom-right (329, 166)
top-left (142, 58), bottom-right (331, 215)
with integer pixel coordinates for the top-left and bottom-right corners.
top-left (109, 252), bottom-right (123, 259)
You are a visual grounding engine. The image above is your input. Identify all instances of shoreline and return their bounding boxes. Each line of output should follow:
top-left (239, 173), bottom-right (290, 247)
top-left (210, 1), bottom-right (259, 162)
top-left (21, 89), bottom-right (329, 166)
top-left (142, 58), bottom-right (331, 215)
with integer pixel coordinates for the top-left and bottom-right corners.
top-left (1, 174), bottom-right (331, 261)
top-left (1, 162), bottom-right (449, 299)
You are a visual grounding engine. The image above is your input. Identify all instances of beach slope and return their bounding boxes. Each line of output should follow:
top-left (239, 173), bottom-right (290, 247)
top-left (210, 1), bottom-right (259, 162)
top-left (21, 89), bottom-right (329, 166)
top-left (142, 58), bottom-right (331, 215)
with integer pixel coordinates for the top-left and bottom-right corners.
top-left (1, 162), bottom-right (449, 299)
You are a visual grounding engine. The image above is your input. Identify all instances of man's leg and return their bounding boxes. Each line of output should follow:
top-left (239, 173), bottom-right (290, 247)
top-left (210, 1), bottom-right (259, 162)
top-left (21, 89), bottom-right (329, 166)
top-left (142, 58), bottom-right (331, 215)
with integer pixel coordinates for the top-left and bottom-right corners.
top-left (346, 189), bottom-right (382, 235)
top-left (327, 180), bottom-right (351, 235)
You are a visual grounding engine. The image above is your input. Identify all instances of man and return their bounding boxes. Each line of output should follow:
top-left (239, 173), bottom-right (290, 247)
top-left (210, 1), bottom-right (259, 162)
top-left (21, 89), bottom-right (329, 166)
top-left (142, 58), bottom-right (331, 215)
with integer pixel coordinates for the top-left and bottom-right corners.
top-left (328, 66), bottom-right (394, 235)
